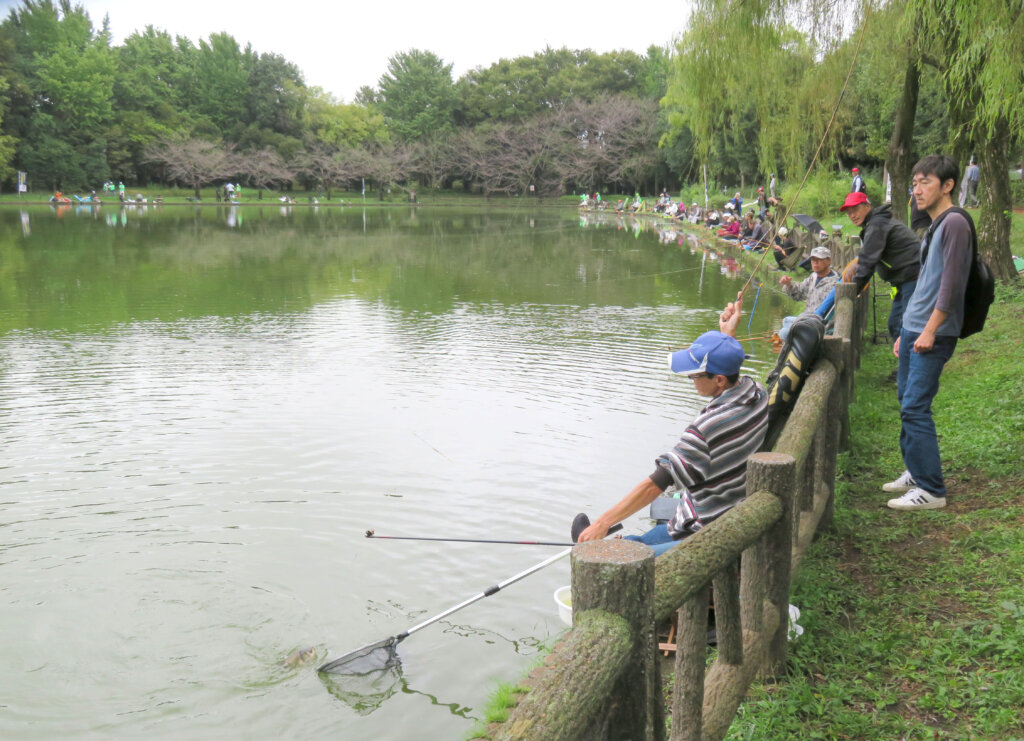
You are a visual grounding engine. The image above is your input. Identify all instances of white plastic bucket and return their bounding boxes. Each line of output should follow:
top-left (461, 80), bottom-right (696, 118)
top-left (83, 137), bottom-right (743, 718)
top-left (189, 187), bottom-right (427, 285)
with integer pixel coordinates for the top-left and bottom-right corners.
top-left (553, 586), bottom-right (572, 626)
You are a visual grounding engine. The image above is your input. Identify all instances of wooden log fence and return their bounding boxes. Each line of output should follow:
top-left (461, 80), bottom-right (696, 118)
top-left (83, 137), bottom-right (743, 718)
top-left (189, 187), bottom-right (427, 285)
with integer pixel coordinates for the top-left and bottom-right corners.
top-left (488, 283), bottom-right (866, 741)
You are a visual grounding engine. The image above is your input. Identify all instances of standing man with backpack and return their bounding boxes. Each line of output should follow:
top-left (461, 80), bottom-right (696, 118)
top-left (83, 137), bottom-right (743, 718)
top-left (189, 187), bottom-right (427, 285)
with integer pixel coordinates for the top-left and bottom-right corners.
top-left (851, 167), bottom-right (867, 194)
top-left (884, 155), bottom-right (974, 511)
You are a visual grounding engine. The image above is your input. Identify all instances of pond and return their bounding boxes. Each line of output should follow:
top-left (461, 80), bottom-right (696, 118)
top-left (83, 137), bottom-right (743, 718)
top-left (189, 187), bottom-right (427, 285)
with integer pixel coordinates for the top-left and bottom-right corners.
top-left (0, 203), bottom-right (792, 739)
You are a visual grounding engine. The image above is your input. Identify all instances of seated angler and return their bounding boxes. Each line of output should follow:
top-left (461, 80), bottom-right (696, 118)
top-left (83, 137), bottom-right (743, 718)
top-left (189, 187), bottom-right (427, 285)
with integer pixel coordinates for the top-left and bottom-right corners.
top-left (744, 217), bottom-right (769, 252)
top-left (772, 226), bottom-right (798, 269)
top-left (577, 295), bottom-right (768, 555)
top-left (717, 214), bottom-right (741, 240)
top-left (777, 245), bottom-right (839, 340)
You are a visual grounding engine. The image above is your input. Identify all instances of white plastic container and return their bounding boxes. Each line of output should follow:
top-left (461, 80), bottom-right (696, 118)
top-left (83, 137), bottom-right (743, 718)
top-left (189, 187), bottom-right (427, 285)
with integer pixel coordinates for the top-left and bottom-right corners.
top-left (553, 586), bottom-right (572, 626)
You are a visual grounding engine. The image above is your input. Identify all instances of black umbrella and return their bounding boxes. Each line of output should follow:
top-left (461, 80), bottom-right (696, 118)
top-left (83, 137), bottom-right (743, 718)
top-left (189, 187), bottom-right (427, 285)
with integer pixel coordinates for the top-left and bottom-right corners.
top-left (791, 213), bottom-right (825, 235)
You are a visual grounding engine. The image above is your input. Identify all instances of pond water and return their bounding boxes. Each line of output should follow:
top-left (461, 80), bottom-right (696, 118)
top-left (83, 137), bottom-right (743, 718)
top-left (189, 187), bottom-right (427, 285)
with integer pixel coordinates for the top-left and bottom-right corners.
top-left (0, 203), bottom-right (792, 739)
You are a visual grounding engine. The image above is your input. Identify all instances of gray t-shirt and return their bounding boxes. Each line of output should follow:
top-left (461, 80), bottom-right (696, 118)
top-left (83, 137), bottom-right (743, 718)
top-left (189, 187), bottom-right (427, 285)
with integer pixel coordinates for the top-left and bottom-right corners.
top-left (902, 211), bottom-right (972, 336)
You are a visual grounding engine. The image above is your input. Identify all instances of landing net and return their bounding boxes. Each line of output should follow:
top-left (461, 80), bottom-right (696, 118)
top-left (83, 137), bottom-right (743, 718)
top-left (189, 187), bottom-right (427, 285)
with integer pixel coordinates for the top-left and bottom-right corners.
top-left (318, 635), bottom-right (401, 675)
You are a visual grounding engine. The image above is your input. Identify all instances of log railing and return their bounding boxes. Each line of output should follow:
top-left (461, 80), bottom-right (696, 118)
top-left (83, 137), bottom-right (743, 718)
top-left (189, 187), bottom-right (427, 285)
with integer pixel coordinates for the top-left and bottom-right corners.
top-left (487, 283), bottom-right (865, 741)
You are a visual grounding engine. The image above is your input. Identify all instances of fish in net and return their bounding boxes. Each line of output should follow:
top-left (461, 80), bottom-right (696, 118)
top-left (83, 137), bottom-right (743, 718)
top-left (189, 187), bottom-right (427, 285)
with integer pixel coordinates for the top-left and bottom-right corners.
top-left (318, 634), bottom-right (405, 675)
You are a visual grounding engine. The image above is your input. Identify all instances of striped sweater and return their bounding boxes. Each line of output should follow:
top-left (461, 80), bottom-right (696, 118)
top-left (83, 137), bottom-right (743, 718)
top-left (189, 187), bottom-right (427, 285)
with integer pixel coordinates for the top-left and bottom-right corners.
top-left (650, 376), bottom-right (769, 537)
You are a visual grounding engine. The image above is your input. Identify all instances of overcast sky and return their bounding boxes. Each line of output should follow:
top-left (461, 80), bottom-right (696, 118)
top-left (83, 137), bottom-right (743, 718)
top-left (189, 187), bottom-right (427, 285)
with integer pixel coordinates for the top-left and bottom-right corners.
top-left (51, 1), bottom-right (691, 101)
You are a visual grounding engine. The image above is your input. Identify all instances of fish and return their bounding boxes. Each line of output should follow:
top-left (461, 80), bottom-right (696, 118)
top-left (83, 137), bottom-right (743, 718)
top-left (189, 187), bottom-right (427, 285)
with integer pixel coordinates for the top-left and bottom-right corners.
top-left (283, 646), bottom-right (317, 669)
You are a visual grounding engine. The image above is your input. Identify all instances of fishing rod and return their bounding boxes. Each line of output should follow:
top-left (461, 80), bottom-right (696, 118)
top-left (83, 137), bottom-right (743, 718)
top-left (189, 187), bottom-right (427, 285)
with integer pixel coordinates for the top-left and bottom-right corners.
top-left (319, 514), bottom-right (618, 675)
top-left (364, 525), bottom-right (621, 547)
top-left (737, 18), bottom-right (870, 301)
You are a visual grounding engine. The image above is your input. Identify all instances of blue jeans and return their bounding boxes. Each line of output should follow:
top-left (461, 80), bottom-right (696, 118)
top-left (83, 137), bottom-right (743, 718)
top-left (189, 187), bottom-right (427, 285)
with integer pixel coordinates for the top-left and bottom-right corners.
top-left (888, 280), bottom-right (918, 340)
top-left (897, 328), bottom-right (958, 496)
top-left (778, 315), bottom-right (798, 342)
top-left (624, 523), bottom-right (688, 557)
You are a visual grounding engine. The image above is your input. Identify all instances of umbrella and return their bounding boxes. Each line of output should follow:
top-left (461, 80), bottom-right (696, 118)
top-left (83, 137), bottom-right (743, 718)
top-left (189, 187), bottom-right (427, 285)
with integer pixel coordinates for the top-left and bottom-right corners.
top-left (791, 214), bottom-right (825, 235)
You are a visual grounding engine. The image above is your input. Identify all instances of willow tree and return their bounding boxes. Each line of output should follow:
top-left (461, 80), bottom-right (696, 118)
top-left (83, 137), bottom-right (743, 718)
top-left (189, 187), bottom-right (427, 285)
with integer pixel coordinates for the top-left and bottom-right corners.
top-left (662, 0), bottom-right (841, 187)
top-left (906, 0), bottom-right (1021, 282)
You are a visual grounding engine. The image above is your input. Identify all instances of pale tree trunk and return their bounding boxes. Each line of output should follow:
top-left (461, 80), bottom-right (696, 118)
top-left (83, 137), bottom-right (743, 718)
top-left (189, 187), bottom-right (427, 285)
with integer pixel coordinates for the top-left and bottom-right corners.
top-left (975, 116), bottom-right (1016, 282)
top-left (947, 78), bottom-right (1017, 282)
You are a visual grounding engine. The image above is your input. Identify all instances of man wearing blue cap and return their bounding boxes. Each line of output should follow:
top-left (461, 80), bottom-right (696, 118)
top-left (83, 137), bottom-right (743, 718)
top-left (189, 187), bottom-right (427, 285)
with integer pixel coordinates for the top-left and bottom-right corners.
top-left (578, 296), bottom-right (769, 555)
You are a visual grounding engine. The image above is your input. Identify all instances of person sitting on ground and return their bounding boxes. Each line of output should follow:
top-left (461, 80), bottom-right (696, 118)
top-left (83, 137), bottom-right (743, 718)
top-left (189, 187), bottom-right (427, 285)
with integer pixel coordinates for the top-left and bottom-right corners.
top-left (690, 203), bottom-right (702, 224)
top-left (772, 226), bottom-right (798, 269)
top-left (744, 217), bottom-right (769, 252)
top-left (839, 190), bottom-right (922, 341)
top-left (577, 294), bottom-right (768, 555)
top-left (705, 208), bottom-right (720, 228)
top-left (742, 211), bottom-right (756, 238)
top-left (717, 213), bottom-right (741, 240)
top-left (777, 245), bottom-right (839, 340)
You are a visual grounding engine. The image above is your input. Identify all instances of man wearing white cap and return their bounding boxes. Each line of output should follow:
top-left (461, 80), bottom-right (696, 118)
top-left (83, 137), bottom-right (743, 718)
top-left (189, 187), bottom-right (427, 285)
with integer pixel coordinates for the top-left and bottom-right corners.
top-left (577, 295), bottom-right (768, 555)
top-left (777, 246), bottom-right (839, 340)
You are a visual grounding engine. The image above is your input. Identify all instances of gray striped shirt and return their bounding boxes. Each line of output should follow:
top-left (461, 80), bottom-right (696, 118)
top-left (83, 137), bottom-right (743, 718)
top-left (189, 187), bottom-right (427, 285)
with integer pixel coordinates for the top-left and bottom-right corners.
top-left (656, 376), bottom-right (769, 536)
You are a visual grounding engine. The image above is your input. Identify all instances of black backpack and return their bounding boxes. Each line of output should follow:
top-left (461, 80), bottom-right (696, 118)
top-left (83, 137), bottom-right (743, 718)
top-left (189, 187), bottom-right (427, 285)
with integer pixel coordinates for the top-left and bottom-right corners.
top-left (922, 207), bottom-right (995, 339)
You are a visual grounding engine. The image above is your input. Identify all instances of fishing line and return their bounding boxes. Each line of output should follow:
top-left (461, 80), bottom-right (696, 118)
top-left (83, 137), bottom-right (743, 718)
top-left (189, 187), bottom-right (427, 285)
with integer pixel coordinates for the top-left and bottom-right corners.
top-left (739, 13), bottom-right (872, 298)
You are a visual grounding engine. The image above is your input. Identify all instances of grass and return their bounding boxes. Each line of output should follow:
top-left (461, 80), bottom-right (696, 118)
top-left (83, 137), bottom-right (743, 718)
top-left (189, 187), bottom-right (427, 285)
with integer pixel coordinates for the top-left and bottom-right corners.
top-left (722, 282), bottom-right (1024, 740)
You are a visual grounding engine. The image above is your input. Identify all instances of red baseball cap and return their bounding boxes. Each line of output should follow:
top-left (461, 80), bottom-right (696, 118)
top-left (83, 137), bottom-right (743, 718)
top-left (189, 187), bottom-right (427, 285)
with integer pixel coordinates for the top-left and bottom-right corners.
top-left (851, 167), bottom-right (859, 173)
top-left (839, 191), bottom-right (869, 211)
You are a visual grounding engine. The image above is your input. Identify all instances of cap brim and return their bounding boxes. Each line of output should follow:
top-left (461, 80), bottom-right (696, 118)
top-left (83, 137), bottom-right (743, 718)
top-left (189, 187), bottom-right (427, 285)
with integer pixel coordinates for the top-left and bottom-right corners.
top-left (668, 350), bottom-right (704, 375)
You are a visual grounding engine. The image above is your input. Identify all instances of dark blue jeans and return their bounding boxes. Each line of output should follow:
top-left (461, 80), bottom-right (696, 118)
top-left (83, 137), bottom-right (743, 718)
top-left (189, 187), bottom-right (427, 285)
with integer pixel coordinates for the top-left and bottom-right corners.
top-left (624, 524), bottom-right (688, 556)
top-left (888, 280), bottom-right (918, 341)
top-left (897, 328), bottom-right (958, 496)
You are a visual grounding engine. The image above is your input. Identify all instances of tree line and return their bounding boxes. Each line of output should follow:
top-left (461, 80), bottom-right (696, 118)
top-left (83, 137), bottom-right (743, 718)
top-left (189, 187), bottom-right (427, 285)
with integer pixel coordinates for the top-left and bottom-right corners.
top-left (0, 1), bottom-right (1019, 276)
top-left (0, 1), bottom-right (677, 199)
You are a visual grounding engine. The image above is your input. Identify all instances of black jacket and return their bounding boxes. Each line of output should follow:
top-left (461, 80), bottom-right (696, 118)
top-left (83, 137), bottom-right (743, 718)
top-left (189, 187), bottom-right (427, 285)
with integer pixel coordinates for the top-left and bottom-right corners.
top-left (853, 203), bottom-right (921, 291)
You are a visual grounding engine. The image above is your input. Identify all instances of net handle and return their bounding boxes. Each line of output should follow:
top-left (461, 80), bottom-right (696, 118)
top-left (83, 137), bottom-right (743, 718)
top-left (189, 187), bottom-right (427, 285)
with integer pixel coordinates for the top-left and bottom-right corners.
top-left (404, 547), bottom-right (573, 637)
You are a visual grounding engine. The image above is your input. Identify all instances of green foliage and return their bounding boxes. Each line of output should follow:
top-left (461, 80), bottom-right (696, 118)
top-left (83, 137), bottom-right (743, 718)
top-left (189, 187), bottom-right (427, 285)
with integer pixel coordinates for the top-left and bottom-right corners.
top-left (724, 282), bottom-right (1024, 740)
top-left (377, 48), bottom-right (457, 142)
top-left (781, 169), bottom-right (878, 222)
top-left (456, 47), bottom-right (648, 127)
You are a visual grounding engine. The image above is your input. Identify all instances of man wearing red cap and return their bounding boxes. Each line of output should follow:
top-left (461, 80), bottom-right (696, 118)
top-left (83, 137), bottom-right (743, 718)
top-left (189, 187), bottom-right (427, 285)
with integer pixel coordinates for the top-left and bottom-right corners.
top-left (851, 167), bottom-right (866, 194)
top-left (840, 190), bottom-right (921, 340)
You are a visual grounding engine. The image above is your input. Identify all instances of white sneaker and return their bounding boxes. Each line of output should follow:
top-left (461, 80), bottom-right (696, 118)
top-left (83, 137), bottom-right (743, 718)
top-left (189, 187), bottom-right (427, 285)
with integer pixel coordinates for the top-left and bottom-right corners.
top-left (882, 470), bottom-right (917, 493)
top-left (887, 488), bottom-right (946, 510)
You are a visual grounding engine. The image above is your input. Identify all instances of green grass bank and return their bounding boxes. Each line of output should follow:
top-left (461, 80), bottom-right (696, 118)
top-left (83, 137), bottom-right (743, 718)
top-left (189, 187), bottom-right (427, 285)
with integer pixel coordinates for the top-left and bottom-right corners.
top-left (725, 280), bottom-right (1024, 740)
top-left (472, 241), bottom-right (1023, 740)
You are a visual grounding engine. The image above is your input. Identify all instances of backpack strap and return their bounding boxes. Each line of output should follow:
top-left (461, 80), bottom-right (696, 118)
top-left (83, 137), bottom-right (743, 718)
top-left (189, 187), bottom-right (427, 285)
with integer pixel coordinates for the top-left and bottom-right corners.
top-left (921, 206), bottom-right (977, 265)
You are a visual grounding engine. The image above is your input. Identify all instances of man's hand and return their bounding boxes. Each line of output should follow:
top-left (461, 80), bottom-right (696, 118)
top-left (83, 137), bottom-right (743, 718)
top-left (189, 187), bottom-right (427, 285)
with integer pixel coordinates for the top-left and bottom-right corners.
top-left (913, 329), bottom-right (935, 353)
top-left (779, 275), bottom-right (792, 286)
top-left (577, 521), bottom-right (609, 542)
top-left (893, 336), bottom-right (900, 357)
top-left (719, 292), bottom-right (744, 337)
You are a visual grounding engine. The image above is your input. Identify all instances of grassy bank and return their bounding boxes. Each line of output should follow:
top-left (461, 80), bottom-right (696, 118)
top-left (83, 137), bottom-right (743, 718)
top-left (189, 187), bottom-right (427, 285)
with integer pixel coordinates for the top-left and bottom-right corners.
top-left (726, 282), bottom-right (1024, 740)
top-left (472, 263), bottom-right (1023, 740)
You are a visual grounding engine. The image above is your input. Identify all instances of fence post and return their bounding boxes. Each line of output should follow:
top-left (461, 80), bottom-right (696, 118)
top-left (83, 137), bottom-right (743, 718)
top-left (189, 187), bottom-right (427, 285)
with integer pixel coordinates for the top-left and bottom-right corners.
top-left (745, 452), bottom-right (797, 677)
top-left (572, 539), bottom-right (663, 741)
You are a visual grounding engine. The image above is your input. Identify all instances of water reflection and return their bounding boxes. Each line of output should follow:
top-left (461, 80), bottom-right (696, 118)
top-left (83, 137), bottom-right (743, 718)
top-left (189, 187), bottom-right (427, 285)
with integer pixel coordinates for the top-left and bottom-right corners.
top-left (0, 205), bottom-right (786, 740)
top-left (322, 666), bottom-right (473, 719)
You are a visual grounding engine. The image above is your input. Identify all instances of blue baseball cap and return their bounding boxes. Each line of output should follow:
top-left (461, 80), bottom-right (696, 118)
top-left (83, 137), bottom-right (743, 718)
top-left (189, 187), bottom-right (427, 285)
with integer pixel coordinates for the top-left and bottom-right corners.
top-left (668, 331), bottom-right (746, 377)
